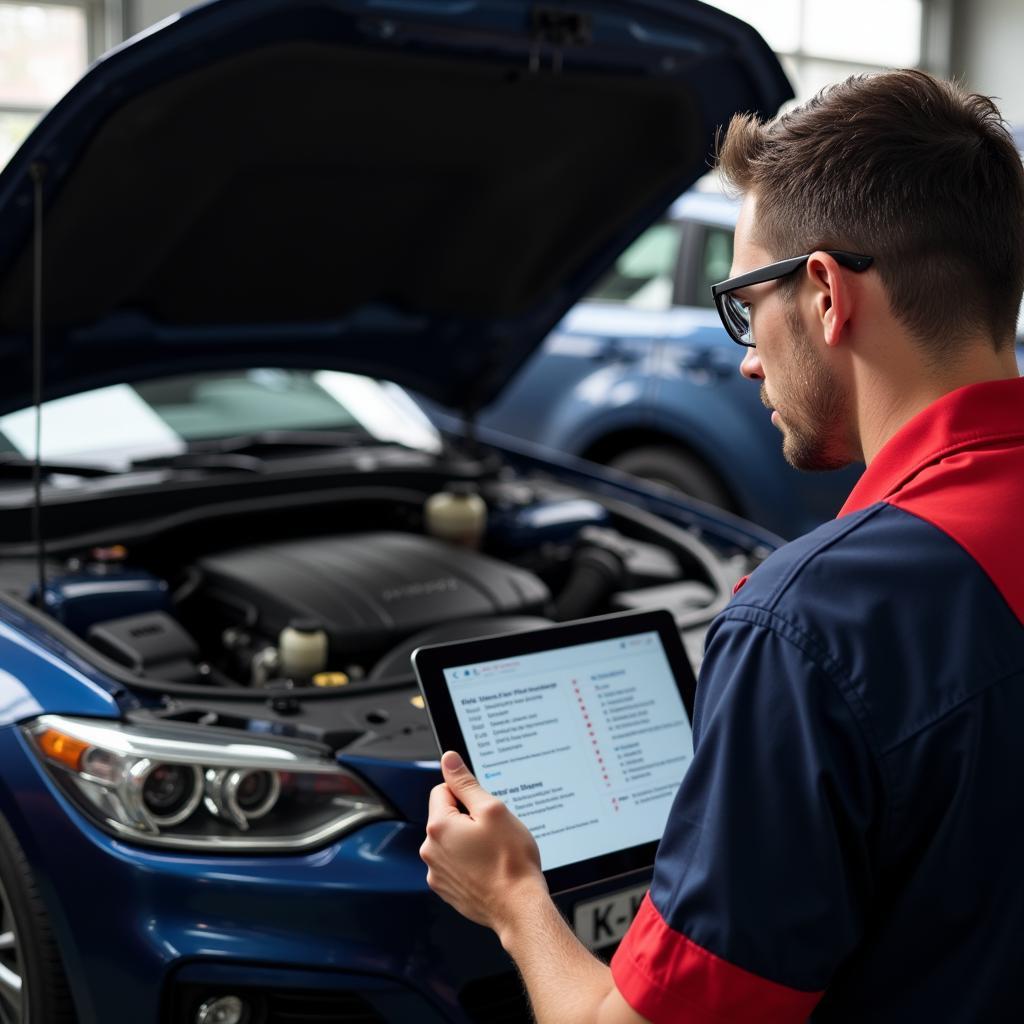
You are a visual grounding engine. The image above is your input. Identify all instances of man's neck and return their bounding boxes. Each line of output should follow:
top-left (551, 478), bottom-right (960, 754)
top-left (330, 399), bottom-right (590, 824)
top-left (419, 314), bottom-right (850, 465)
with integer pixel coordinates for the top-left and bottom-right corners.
top-left (855, 339), bottom-right (1020, 465)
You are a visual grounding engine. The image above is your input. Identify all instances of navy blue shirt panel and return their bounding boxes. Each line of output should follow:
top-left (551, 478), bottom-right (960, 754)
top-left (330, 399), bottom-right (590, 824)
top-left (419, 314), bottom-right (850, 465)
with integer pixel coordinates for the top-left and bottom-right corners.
top-left (650, 611), bottom-right (879, 989)
top-left (649, 501), bottom-right (1024, 1021)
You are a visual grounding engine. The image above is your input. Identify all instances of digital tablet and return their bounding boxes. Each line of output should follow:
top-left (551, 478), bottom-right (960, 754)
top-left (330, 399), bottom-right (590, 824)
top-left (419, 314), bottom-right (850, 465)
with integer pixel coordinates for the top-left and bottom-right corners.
top-left (412, 609), bottom-right (697, 894)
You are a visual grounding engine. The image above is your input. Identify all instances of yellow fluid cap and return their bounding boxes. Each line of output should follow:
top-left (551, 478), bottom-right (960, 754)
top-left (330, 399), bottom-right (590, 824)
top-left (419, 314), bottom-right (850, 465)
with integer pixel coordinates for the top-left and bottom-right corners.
top-left (312, 672), bottom-right (350, 688)
top-left (409, 694), bottom-right (425, 709)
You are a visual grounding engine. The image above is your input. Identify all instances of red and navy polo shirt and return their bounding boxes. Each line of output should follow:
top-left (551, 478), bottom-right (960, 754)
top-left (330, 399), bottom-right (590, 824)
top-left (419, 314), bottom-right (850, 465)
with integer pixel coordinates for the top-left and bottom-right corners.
top-left (611, 376), bottom-right (1024, 1022)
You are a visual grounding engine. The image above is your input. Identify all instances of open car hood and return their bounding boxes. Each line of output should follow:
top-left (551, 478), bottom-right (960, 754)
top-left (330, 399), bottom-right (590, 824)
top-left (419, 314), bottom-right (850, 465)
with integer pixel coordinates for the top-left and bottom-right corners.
top-left (0, 0), bottom-right (790, 415)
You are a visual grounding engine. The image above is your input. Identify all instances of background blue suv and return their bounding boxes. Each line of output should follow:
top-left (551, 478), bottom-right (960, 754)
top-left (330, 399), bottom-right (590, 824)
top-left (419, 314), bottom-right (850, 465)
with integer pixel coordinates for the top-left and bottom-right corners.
top-left (468, 187), bottom-right (1024, 540)
top-left (471, 189), bottom-right (863, 539)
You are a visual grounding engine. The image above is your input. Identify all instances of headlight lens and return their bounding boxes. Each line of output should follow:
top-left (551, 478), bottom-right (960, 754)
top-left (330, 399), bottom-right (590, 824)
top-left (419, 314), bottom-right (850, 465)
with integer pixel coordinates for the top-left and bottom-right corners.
top-left (24, 715), bottom-right (392, 852)
top-left (141, 763), bottom-right (203, 826)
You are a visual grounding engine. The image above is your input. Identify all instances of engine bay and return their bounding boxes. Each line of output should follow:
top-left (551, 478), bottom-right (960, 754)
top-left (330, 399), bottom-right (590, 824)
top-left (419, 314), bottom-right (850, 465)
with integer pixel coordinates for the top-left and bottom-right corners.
top-left (0, 467), bottom-right (758, 761)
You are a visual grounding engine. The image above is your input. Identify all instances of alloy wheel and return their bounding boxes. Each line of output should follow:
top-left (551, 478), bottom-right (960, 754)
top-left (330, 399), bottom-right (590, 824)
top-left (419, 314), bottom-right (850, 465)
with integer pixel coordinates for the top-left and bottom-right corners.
top-left (0, 875), bottom-right (23, 1024)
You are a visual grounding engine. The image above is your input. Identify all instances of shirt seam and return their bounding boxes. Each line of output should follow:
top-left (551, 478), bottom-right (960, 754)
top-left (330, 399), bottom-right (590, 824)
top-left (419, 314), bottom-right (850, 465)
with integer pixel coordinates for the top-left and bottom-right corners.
top-left (868, 502), bottom-right (1024, 747)
top-left (878, 664), bottom-right (1024, 756)
top-left (755, 504), bottom-right (889, 612)
top-left (709, 604), bottom-right (896, 846)
top-left (712, 605), bottom-right (885, 757)
top-left (713, 604), bottom-right (1024, 853)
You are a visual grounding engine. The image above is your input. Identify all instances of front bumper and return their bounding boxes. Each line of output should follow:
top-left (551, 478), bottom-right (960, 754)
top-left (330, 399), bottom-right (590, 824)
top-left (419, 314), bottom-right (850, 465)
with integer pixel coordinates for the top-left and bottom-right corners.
top-left (0, 725), bottom-right (542, 1024)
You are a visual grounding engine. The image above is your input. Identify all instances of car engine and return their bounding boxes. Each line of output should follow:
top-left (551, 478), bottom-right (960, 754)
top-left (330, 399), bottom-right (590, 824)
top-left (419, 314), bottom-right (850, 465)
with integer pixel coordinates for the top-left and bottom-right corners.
top-left (192, 531), bottom-right (551, 683)
top-left (0, 469), bottom-right (756, 759)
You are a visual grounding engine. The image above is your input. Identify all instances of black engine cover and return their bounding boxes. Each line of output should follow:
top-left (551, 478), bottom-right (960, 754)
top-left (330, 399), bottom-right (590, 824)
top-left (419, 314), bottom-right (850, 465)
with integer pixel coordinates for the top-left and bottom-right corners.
top-left (196, 532), bottom-right (550, 655)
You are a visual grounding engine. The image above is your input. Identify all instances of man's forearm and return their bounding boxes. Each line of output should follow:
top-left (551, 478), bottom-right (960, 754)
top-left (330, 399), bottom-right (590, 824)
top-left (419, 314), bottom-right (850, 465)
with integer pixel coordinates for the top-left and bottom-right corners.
top-left (498, 884), bottom-right (620, 1024)
top-left (421, 755), bottom-right (647, 1023)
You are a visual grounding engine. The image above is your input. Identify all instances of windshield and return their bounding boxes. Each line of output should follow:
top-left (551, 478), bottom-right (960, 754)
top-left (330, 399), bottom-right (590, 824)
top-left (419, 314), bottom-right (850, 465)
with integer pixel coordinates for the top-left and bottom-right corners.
top-left (0, 369), bottom-right (442, 467)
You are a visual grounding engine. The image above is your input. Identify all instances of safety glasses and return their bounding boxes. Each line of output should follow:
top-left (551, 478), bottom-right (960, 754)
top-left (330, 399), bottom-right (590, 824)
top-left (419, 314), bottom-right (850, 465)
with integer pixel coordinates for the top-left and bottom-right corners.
top-left (711, 251), bottom-right (874, 347)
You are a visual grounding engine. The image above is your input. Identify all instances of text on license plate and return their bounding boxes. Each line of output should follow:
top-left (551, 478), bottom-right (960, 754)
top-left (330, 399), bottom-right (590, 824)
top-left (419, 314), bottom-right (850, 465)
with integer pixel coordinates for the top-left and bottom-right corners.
top-left (573, 883), bottom-right (648, 950)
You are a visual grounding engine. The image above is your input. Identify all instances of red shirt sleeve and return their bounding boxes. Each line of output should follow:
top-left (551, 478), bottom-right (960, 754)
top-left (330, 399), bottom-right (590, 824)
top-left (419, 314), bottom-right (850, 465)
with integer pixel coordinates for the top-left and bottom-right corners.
top-left (611, 893), bottom-right (822, 1024)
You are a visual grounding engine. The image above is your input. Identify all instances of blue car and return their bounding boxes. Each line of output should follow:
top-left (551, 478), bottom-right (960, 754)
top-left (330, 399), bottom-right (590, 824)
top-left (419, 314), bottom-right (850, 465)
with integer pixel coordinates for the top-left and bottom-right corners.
top-left (0, 1), bottom-right (790, 1021)
top-left (468, 189), bottom-right (865, 539)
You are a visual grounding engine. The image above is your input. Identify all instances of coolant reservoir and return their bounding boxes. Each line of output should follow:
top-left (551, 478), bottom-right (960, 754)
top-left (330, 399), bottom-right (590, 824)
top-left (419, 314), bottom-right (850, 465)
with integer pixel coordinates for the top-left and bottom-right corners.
top-left (424, 484), bottom-right (487, 548)
top-left (278, 619), bottom-right (329, 680)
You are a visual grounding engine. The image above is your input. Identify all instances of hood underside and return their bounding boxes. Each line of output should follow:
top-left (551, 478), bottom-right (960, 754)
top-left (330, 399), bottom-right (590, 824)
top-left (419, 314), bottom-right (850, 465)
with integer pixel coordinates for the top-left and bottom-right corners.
top-left (0, 0), bottom-right (790, 413)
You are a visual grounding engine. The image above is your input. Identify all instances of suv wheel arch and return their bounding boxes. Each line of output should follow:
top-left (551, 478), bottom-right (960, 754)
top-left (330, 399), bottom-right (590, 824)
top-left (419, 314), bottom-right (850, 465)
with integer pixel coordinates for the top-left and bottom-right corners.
top-left (584, 433), bottom-right (737, 512)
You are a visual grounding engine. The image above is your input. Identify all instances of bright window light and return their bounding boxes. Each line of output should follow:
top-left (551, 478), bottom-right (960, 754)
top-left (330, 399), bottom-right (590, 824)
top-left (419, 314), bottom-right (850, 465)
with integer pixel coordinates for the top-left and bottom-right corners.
top-left (705, 0), bottom-right (923, 103)
top-left (803, 0), bottom-right (922, 67)
top-left (0, 1), bottom-right (88, 169)
top-left (709, 0), bottom-right (802, 55)
top-left (0, 3), bottom-right (88, 106)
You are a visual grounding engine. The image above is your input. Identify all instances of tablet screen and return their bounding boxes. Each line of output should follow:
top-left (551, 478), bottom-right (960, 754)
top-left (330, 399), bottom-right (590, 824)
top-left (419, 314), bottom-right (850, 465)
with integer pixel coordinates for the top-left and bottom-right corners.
top-left (441, 627), bottom-right (693, 872)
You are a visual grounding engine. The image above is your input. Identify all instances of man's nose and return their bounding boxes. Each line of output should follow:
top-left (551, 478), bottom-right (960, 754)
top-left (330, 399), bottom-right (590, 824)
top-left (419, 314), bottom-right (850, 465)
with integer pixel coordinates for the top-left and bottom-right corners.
top-left (740, 346), bottom-right (764, 381)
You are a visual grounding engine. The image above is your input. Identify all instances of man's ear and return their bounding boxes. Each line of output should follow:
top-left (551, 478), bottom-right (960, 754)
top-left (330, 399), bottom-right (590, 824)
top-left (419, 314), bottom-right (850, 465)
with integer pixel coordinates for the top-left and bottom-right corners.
top-left (806, 252), bottom-right (850, 348)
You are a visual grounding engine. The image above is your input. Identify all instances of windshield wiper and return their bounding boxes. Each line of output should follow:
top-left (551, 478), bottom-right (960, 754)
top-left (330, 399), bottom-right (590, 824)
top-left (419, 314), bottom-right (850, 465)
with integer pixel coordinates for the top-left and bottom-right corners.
top-left (129, 452), bottom-right (268, 474)
top-left (183, 428), bottom-right (381, 454)
top-left (0, 455), bottom-right (118, 479)
top-left (128, 429), bottom-right (395, 474)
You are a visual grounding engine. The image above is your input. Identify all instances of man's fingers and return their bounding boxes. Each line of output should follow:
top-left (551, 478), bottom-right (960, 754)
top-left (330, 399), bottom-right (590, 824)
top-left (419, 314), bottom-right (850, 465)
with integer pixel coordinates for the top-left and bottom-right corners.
top-left (427, 781), bottom-right (460, 827)
top-left (440, 750), bottom-right (489, 812)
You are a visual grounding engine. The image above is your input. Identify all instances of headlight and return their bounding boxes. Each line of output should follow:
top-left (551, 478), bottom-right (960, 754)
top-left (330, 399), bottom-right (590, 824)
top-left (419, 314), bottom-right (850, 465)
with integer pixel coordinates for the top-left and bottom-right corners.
top-left (23, 715), bottom-right (393, 852)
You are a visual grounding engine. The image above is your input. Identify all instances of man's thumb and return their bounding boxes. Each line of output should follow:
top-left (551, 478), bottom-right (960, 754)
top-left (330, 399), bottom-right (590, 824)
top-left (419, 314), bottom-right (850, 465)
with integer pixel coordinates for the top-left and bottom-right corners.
top-left (441, 751), bottom-right (485, 806)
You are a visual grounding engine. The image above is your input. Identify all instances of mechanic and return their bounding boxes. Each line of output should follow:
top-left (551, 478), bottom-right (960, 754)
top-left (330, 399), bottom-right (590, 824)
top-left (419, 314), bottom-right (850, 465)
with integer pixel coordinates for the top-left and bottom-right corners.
top-left (420, 69), bottom-right (1024, 1022)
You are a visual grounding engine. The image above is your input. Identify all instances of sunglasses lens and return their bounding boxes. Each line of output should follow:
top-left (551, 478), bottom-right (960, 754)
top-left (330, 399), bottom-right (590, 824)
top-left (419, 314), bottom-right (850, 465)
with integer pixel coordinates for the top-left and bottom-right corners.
top-left (720, 292), bottom-right (752, 346)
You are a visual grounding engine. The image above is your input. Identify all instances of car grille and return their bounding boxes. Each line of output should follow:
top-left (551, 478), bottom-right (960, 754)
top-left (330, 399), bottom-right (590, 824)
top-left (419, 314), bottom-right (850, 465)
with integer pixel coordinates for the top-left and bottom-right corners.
top-left (458, 972), bottom-right (533, 1024)
top-left (166, 984), bottom-right (387, 1023)
top-left (265, 990), bottom-right (386, 1023)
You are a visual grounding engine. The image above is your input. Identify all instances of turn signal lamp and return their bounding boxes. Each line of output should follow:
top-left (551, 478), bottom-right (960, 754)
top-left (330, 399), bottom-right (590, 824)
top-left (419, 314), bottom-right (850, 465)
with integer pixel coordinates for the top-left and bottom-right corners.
top-left (37, 728), bottom-right (89, 770)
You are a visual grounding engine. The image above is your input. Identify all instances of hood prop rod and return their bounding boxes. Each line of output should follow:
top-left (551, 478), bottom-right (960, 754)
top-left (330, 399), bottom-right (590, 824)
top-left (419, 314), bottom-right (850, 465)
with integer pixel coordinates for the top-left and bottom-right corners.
top-left (30, 162), bottom-right (47, 608)
top-left (461, 405), bottom-right (480, 460)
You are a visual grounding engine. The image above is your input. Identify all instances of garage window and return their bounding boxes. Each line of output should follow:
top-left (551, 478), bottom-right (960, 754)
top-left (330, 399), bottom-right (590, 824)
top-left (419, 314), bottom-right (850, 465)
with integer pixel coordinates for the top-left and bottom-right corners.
top-left (707, 0), bottom-right (924, 102)
top-left (0, 1), bottom-right (92, 169)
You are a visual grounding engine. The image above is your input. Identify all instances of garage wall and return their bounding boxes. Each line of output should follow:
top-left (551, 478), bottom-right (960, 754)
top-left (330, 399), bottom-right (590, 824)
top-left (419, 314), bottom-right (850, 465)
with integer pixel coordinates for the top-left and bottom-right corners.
top-left (950, 0), bottom-right (1024, 126)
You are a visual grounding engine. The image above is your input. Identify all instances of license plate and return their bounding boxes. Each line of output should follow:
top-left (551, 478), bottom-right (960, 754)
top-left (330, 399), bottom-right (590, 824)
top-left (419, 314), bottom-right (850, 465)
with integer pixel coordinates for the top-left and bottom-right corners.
top-left (573, 883), bottom-right (648, 950)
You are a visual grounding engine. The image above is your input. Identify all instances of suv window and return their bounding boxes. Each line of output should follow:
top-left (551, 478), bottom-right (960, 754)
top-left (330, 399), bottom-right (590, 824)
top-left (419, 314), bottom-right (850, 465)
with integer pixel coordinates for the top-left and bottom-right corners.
top-left (692, 225), bottom-right (734, 309)
top-left (587, 221), bottom-right (682, 310)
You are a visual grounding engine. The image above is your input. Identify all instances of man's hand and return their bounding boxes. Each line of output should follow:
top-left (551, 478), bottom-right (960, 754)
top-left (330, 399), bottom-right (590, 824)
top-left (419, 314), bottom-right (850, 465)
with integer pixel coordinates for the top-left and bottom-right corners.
top-left (421, 751), bottom-right (651, 1024)
top-left (420, 750), bottom-right (548, 936)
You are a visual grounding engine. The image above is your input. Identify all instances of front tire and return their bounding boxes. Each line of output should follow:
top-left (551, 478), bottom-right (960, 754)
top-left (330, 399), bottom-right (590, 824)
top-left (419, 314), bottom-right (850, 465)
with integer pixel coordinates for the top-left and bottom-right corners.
top-left (0, 814), bottom-right (75, 1023)
top-left (608, 445), bottom-right (733, 510)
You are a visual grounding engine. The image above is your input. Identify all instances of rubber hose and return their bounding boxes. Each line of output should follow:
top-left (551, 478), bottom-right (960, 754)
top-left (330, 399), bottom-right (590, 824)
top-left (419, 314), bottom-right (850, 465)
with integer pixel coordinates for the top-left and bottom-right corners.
top-left (553, 544), bottom-right (625, 621)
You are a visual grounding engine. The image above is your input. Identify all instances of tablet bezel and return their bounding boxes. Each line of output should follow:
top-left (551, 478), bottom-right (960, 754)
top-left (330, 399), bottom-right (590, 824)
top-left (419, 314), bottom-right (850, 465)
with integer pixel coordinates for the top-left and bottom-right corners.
top-left (412, 608), bottom-right (697, 894)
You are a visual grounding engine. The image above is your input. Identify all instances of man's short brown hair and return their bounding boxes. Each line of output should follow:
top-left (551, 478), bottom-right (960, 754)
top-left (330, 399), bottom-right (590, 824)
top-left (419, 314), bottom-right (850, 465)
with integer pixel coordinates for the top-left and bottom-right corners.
top-left (717, 70), bottom-right (1024, 352)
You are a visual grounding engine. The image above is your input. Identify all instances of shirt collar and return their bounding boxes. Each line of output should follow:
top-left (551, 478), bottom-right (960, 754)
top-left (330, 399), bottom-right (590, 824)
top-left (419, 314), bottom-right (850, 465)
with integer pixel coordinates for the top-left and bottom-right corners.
top-left (839, 376), bottom-right (1024, 517)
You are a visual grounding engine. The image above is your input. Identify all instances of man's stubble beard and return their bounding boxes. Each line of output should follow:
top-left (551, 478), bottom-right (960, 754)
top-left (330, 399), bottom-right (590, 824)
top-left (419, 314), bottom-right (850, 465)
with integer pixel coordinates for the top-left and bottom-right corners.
top-left (765, 305), bottom-right (852, 472)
